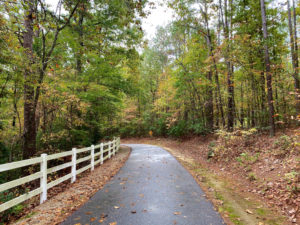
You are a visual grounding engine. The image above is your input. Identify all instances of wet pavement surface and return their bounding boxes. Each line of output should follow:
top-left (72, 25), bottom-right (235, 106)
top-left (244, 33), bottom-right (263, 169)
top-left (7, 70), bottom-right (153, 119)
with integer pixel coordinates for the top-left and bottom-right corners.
top-left (61, 144), bottom-right (225, 225)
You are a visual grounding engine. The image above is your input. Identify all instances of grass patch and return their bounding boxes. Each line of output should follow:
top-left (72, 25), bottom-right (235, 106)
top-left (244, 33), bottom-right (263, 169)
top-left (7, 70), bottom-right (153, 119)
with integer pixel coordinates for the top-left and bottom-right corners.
top-left (24, 212), bottom-right (37, 219)
top-left (256, 208), bottom-right (266, 217)
top-left (215, 191), bottom-right (243, 225)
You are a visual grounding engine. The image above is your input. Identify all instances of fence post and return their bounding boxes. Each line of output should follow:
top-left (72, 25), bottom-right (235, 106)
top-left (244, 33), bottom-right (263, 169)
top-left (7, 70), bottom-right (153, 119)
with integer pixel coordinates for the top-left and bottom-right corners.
top-left (71, 148), bottom-right (77, 183)
top-left (113, 138), bottom-right (116, 156)
top-left (100, 143), bottom-right (104, 164)
top-left (116, 138), bottom-right (118, 152)
top-left (118, 137), bottom-right (120, 151)
top-left (40, 153), bottom-right (47, 204)
top-left (109, 142), bottom-right (111, 159)
top-left (91, 145), bottom-right (95, 171)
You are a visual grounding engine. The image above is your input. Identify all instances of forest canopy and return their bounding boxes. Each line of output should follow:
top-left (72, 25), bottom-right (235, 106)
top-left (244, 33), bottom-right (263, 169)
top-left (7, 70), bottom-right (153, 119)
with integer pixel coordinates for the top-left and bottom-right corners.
top-left (0, 0), bottom-right (147, 161)
top-left (120, 0), bottom-right (299, 137)
top-left (0, 0), bottom-right (299, 163)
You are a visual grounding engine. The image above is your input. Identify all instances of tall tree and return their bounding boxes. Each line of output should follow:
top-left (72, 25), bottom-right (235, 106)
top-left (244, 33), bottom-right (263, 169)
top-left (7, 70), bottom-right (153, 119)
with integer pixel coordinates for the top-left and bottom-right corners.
top-left (292, 0), bottom-right (299, 115)
top-left (201, 1), bottom-right (214, 130)
top-left (219, 0), bottom-right (235, 131)
top-left (260, 0), bottom-right (275, 136)
top-left (22, 1), bottom-right (80, 158)
top-left (287, 0), bottom-right (300, 114)
top-left (23, 0), bottom-right (37, 159)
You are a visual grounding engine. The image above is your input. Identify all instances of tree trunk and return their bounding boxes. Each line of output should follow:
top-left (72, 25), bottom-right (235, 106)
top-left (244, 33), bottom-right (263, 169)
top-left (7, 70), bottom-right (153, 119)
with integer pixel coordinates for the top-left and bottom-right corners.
top-left (214, 63), bottom-right (225, 127)
top-left (23, 0), bottom-right (37, 159)
top-left (250, 73), bottom-right (256, 127)
top-left (293, 0), bottom-right (300, 114)
top-left (260, 0), bottom-right (275, 136)
top-left (228, 0), bottom-right (235, 131)
top-left (219, 0), bottom-right (234, 131)
top-left (227, 64), bottom-right (235, 131)
top-left (76, 4), bottom-right (85, 75)
top-left (288, 0), bottom-right (300, 114)
top-left (205, 6), bottom-right (225, 127)
top-left (206, 70), bottom-right (214, 130)
top-left (203, 2), bottom-right (214, 130)
top-left (260, 70), bottom-right (267, 125)
top-left (240, 82), bottom-right (244, 128)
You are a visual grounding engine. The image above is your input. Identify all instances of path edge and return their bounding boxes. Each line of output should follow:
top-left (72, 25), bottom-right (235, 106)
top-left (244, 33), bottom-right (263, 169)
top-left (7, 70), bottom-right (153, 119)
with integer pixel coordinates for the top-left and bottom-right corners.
top-left (155, 144), bottom-right (287, 225)
top-left (14, 146), bottom-right (132, 225)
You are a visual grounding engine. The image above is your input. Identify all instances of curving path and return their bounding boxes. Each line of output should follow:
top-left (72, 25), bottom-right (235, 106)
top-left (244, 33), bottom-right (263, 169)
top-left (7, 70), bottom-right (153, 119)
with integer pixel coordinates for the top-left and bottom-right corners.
top-left (61, 144), bottom-right (225, 225)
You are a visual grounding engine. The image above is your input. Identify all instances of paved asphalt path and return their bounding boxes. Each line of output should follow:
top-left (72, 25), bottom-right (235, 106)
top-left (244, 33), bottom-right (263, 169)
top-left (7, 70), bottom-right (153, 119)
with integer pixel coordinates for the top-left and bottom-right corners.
top-left (61, 144), bottom-right (225, 225)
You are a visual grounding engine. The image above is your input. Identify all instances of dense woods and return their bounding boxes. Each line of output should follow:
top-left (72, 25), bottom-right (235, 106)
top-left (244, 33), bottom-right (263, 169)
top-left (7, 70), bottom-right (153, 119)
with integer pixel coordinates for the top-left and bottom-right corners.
top-left (0, 0), bottom-right (146, 164)
top-left (0, 0), bottom-right (299, 165)
top-left (122, 0), bottom-right (299, 138)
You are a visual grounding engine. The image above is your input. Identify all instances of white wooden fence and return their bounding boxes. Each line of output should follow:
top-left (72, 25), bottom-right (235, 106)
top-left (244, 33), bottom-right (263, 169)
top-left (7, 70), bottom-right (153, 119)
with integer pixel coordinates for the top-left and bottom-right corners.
top-left (0, 137), bottom-right (121, 213)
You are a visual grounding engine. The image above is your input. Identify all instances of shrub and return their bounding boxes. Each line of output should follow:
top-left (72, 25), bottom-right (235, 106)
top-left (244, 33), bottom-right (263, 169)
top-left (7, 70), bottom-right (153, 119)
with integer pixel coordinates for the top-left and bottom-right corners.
top-left (236, 152), bottom-right (260, 165)
top-left (0, 142), bottom-right (9, 183)
top-left (207, 141), bottom-right (216, 159)
top-left (168, 120), bottom-right (187, 137)
top-left (273, 135), bottom-right (297, 156)
top-left (189, 121), bottom-right (209, 135)
top-left (153, 118), bottom-right (168, 136)
top-left (274, 135), bottom-right (292, 151)
top-left (0, 191), bottom-right (24, 223)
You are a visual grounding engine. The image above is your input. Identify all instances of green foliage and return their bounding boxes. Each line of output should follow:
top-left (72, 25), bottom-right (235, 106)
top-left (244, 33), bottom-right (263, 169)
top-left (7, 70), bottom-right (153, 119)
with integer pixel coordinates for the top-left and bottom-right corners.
top-left (0, 142), bottom-right (9, 183)
top-left (121, 0), bottom-right (299, 141)
top-left (119, 119), bottom-right (148, 137)
top-left (0, 0), bottom-right (148, 220)
top-left (236, 152), bottom-right (260, 166)
top-left (188, 121), bottom-right (209, 135)
top-left (0, 191), bottom-right (24, 222)
top-left (284, 171), bottom-right (299, 184)
top-left (0, 142), bottom-right (9, 165)
top-left (0, 0), bottom-right (299, 221)
top-left (207, 141), bottom-right (216, 159)
top-left (152, 118), bottom-right (168, 137)
top-left (168, 120), bottom-right (188, 137)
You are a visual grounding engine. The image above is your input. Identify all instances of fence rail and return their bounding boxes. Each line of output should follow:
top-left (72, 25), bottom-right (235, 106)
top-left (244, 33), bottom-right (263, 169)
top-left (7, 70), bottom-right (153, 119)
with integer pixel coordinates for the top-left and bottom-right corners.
top-left (0, 137), bottom-right (121, 213)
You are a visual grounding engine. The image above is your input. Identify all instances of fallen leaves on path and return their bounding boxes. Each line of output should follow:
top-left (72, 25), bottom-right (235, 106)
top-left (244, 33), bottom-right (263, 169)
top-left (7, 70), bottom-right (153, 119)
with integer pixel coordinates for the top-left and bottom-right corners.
top-left (98, 213), bottom-right (108, 223)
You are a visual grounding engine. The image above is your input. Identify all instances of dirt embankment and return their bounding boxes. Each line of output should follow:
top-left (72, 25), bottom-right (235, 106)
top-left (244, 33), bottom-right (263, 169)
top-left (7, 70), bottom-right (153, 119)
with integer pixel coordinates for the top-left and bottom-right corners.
top-left (123, 128), bottom-right (299, 225)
